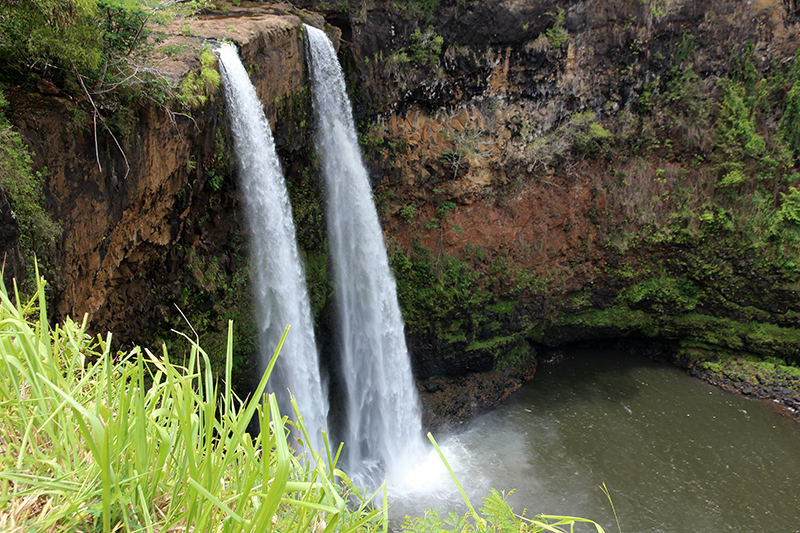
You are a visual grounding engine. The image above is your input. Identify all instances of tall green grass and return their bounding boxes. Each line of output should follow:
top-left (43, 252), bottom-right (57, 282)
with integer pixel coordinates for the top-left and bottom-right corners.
top-left (0, 272), bottom-right (384, 532)
top-left (0, 272), bottom-right (607, 532)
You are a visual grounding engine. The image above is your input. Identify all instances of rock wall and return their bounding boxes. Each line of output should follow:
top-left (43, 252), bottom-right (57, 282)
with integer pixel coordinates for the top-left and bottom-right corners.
top-left (5, 0), bottom-right (800, 426)
top-left (311, 0), bottom-right (800, 385)
top-left (0, 184), bottom-right (24, 289)
top-left (6, 9), bottom-right (326, 343)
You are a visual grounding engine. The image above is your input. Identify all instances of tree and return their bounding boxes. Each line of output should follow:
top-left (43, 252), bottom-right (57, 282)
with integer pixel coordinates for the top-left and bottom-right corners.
top-left (0, 0), bottom-right (207, 87)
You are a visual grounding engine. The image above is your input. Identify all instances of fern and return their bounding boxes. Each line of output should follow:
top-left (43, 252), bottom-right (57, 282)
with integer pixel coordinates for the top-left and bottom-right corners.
top-left (480, 489), bottom-right (522, 532)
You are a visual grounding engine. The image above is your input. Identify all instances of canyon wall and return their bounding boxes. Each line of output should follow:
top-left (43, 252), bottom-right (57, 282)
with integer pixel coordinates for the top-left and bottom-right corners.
top-left (316, 0), bottom-right (800, 418)
top-left (4, 0), bottom-right (800, 423)
top-left (320, 0), bottom-right (800, 370)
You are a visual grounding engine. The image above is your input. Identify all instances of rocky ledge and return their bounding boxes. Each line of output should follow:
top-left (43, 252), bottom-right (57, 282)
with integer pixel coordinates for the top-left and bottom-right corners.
top-left (418, 361), bottom-right (538, 432)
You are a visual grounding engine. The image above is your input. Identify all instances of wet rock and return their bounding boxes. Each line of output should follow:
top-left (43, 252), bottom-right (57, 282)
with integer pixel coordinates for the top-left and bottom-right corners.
top-left (418, 360), bottom-right (537, 432)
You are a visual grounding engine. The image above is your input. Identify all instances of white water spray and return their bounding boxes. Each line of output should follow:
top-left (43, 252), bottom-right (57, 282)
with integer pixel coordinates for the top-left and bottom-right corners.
top-left (217, 43), bottom-right (328, 448)
top-left (304, 25), bottom-right (424, 482)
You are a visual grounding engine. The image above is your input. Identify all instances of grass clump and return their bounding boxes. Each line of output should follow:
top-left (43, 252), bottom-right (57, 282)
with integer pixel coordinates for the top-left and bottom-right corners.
top-left (0, 272), bottom-right (384, 533)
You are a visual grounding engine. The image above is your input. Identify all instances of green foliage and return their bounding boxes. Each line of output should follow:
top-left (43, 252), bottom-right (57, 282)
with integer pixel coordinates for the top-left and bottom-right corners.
top-left (662, 63), bottom-right (705, 113)
top-left (779, 51), bottom-right (800, 162)
top-left (177, 49), bottom-right (221, 110)
top-left (0, 92), bottom-right (61, 281)
top-left (697, 207), bottom-right (734, 233)
top-left (542, 7), bottom-right (569, 48)
top-left (425, 200), bottom-right (459, 231)
top-left (636, 79), bottom-right (659, 114)
top-left (392, 0), bottom-right (440, 21)
top-left (0, 274), bottom-right (387, 533)
top-left (728, 41), bottom-right (768, 112)
top-left (776, 187), bottom-right (800, 226)
top-left (389, 241), bottom-right (480, 333)
top-left (386, 27), bottom-right (444, 72)
top-left (568, 111), bottom-right (613, 154)
top-left (0, 0), bottom-right (104, 73)
top-left (0, 0), bottom-right (208, 83)
top-left (525, 110), bottom-right (614, 167)
top-left (388, 237), bottom-right (547, 369)
top-left (647, 0), bottom-right (681, 19)
top-left (149, 228), bottom-right (257, 394)
top-left (771, 186), bottom-right (800, 244)
top-left (575, 120), bottom-right (613, 154)
top-left (619, 275), bottom-right (700, 314)
top-left (714, 79), bottom-right (765, 165)
top-left (685, 342), bottom-right (800, 389)
top-left (400, 203), bottom-right (419, 220)
top-left (717, 168), bottom-right (747, 188)
top-left (496, 338), bottom-right (534, 369)
top-left (359, 125), bottom-right (387, 159)
top-left (708, 43), bottom-right (798, 192)
top-left (408, 27), bottom-right (444, 68)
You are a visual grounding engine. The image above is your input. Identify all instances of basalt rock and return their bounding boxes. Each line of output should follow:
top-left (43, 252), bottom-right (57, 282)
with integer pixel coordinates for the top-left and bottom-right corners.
top-left (5, 0), bottom-right (800, 422)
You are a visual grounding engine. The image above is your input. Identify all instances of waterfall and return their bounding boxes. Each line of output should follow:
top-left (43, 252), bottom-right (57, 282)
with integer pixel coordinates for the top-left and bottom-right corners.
top-left (217, 43), bottom-right (328, 449)
top-left (304, 25), bottom-right (424, 482)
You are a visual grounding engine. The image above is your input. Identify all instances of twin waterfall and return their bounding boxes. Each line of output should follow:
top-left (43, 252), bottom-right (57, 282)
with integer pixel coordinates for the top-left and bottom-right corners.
top-left (217, 26), bottom-right (423, 483)
top-left (217, 43), bottom-right (329, 449)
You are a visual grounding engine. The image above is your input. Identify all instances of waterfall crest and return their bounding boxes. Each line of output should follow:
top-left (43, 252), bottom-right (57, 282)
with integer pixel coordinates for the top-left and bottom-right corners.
top-left (217, 43), bottom-right (328, 448)
top-left (304, 25), bottom-right (424, 482)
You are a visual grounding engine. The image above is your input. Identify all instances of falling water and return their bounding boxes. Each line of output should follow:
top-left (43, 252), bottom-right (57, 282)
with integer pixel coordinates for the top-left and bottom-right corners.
top-left (217, 43), bottom-right (328, 448)
top-left (304, 25), bottom-right (424, 482)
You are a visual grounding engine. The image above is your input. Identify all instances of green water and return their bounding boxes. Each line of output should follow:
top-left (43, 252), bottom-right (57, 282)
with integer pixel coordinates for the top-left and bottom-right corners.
top-left (391, 349), bottom-right (800, 532)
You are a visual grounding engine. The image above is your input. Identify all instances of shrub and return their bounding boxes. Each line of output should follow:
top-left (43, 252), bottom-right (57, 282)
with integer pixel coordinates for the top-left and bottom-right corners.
top-left (0, 0), bottom-right (208, 85)
top-left (392, 0), bottom-right (440, 21)
top-left (780, 78), bottom-right (800, 162)
top-left (177, 48), bottom-right (221, 110)
top-left (0, 91), bottom-right (62, 282)
top-left (543, 8), bottom-right (569, 48)
top-left (409, 27), bottom-right (444, 68)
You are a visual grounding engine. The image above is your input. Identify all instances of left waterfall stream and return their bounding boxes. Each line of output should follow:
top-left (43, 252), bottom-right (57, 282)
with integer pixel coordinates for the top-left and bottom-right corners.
top-left (216, 43), bottom-right (329, 451)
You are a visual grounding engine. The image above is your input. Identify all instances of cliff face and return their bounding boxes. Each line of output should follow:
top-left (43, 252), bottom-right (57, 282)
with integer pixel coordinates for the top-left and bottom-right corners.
top-left (5, 0), bottom-right (800, 424)
top-left (7, 9), bottom-right (318, 340)
top-left (318, 0), bottom-right (800, 377)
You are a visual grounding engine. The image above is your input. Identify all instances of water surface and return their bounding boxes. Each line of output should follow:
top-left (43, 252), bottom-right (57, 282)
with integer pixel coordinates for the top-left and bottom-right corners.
top-left (391, 349), bottom-right (800, 532)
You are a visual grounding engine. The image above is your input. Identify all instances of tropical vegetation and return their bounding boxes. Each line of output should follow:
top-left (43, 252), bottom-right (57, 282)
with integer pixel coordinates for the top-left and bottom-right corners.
top-left (0, 273), bottom-right (605, 532)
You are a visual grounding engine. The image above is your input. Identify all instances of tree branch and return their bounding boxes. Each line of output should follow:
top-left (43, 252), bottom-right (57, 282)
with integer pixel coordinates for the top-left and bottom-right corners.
top-left (76, 71), bottom-right (130, 180)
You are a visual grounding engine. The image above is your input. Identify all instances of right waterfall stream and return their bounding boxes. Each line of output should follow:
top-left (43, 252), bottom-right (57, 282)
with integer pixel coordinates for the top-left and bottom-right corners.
top-left (304, 24), bottom-right (425, 485)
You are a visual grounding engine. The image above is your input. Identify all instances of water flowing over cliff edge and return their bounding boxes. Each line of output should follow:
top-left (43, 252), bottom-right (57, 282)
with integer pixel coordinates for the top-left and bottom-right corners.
top-left (217, 41), bottom-right (328, 446)
top-left (305, 24), bottom-right (424, 481)
top-left (4, 0), bottom-right (800, 426)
